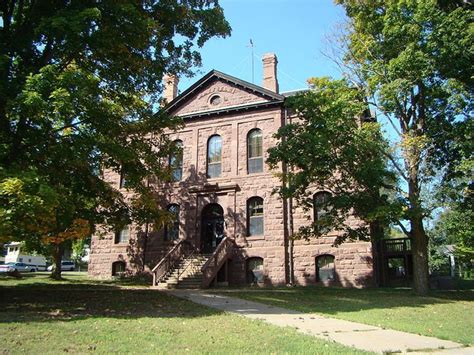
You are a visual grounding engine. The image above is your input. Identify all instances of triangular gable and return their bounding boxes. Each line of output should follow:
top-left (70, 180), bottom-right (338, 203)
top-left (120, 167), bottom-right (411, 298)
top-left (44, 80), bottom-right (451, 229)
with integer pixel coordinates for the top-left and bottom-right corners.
top-left (166, 70), bottom-right (284, 118)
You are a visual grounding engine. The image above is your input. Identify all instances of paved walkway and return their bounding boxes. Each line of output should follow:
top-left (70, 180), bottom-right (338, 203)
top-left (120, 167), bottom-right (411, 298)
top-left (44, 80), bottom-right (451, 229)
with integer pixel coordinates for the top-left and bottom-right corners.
top-left (168, 290), bottom-right (472, 354)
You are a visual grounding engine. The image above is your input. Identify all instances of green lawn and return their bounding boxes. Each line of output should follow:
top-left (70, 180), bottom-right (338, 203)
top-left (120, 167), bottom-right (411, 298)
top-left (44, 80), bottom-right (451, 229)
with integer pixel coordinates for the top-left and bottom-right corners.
top-left (215, 284), bottom-right (474, 345)
top-left (0, 273), bottom-right (368, 354)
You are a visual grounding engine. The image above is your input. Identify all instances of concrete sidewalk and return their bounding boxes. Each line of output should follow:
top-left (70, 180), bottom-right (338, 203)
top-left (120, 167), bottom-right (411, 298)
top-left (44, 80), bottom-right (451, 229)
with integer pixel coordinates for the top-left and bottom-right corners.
top-left (168, 290), bottom-right (471, 354)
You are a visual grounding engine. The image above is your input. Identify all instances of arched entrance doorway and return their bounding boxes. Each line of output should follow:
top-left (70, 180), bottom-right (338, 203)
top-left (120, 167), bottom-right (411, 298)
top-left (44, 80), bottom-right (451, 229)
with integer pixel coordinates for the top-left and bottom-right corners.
top-left (201, 203), bottom-right (225, 254)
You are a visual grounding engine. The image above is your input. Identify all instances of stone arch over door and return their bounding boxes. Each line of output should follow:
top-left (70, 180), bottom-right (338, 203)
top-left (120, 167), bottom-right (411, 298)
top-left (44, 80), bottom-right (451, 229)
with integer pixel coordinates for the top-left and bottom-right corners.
top-left (201, 203), bottom-right (225, 254)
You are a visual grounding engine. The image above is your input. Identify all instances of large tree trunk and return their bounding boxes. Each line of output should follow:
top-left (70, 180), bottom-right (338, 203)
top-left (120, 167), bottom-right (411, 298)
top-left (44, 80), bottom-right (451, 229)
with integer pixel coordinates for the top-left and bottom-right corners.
top-left (410, 214), bottom-right (430, 295)
top-left (50, 244), bottom-right (64, 280)
top-left (407, 163), bottom-right (430, 295)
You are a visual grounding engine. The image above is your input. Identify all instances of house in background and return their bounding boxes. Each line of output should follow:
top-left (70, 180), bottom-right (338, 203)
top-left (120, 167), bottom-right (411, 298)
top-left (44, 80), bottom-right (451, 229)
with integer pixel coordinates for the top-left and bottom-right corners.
top-left (88, 54), bottom-right (377, 288)
top-left (4, 242), bottom-right (47, 271)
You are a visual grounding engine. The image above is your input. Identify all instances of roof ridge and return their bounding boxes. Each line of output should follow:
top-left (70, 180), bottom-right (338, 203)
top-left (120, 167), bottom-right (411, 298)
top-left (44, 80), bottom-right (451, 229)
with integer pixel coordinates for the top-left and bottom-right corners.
top-left (165, 69), bottom-right (285, 113)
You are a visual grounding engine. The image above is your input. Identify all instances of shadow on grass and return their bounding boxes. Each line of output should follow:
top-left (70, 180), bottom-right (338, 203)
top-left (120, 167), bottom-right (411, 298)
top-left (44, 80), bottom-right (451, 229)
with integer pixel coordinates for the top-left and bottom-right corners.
top-left (2, 273), bottom-right (473, 326)
top-left (0, 274), bottom-right (221, 324)
top-left (212, 283), bottom-right (474, 316)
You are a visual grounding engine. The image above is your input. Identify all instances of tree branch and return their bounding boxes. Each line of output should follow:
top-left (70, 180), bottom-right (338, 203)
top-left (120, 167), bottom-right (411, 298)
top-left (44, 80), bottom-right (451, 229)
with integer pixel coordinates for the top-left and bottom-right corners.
top-left (395, 220), bottom-right (411, 238)
top-left (383, 151), bottom-right (408, 182)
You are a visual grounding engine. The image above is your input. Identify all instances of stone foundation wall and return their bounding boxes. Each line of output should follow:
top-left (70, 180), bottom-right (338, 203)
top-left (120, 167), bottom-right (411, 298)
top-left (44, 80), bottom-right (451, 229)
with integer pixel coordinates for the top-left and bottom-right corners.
top-left (292, 239), bottom-right (373, 287)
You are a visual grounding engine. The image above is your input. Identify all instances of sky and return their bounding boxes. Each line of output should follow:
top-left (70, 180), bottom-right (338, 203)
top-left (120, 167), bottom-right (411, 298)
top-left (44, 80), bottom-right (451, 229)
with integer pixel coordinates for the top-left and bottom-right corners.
top-left (178, 0), bottom-right (347, 94)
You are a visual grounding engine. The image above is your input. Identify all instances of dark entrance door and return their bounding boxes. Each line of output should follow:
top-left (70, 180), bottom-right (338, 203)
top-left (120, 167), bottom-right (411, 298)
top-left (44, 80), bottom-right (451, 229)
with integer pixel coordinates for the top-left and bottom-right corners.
top-left (201, 204), bottom-right (225, 254)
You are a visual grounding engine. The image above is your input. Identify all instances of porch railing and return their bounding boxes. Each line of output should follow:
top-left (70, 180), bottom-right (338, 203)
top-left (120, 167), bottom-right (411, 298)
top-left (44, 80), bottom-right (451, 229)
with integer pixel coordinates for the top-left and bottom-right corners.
top-left (382, 238), bottom-right (412, 254)
top-left (201, 236), bottom-right (234, 288)
top-left (152, 239), bottom-right (194, 286)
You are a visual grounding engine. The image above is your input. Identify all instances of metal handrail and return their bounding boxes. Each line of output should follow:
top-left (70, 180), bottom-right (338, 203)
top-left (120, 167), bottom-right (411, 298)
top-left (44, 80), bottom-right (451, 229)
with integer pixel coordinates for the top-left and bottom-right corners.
top-left (176, 250), bottom-right (196, 281)
top-left (152, 239), bottom-right (193, 286)
top-left (152, 240), bottom-right (183, 273)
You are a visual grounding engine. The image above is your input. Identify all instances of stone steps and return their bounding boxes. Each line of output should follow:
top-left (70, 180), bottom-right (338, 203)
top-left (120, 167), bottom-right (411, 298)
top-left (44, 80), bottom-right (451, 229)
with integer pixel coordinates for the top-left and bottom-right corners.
top-left (154, 254), bottom-right (210, 289)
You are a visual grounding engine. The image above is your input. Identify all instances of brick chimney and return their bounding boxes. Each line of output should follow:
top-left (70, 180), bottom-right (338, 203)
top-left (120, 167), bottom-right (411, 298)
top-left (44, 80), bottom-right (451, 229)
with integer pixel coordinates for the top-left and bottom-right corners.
top-left (163, 74), bottom-right (179, 104)
top-left (262, 53), bottom-right (279, 93)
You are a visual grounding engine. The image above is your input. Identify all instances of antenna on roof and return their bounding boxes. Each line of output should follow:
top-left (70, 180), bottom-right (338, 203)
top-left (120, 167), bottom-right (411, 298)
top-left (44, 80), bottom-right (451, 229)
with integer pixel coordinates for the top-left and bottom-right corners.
top-left (247, 39), bottom-right (255, 83)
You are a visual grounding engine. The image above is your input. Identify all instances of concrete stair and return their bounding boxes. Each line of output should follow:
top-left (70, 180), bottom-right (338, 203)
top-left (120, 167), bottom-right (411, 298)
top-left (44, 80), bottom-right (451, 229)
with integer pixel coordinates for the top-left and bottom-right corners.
top-left (155, 254), bottom-right (210, 289)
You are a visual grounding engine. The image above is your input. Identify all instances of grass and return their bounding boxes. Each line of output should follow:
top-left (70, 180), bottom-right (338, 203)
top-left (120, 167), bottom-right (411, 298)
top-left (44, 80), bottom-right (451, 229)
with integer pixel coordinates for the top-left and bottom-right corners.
top-left (0, 273), bottom-right (369, 354)
top-left (214, 283), bottom-right (474, 346)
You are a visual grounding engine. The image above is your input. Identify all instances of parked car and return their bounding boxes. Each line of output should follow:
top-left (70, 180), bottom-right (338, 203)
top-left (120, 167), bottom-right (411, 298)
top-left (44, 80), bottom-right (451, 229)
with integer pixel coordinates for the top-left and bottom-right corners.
top-left (0, 262), bottom-right (37, 273)
top-left (47, 261), bottom-right (75, 271)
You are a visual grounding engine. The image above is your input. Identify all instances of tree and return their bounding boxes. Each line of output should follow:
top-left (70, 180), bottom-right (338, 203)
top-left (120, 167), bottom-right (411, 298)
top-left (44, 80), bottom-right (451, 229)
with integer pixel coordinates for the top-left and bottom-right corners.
top-left (268, 77), bottom-right (398, 254)
top-left (0, 1), bottom-right (230, 278)
top-left (331, 0), bottom-right (473, 294)
top-left (71, 237), bottom-right (91, 271)
top-left (431, 118), bottom-right (474, 273)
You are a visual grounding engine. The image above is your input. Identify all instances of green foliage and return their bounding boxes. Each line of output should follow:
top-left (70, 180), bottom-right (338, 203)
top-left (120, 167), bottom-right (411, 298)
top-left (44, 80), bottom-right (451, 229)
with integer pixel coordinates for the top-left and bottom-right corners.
top-left (433, 204), bottom-right (474, 266)
top-left (268, 77), bottom-right (398, 243)
top-left (0, 1), bottom-right (230, 268)
top-left (431, 118), bottom-right (473, 271)
top-left (333, 0), bottom-right (473, 293)
top-left (0, 170), bottom-right (58, 243)
top-left (71, 237), bottom-right (90, 265)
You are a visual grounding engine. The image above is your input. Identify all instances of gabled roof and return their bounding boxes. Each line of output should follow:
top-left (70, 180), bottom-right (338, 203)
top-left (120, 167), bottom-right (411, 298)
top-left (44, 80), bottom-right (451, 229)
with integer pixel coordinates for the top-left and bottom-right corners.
top-left (165, 70), bottom-right (285, 118)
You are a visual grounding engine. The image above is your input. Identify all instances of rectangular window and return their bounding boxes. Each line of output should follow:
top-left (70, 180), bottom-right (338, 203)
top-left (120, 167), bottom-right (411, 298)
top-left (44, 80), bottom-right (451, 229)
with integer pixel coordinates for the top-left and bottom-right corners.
top-left (248, 197), bottom-right (264, 236)
top-left (248, 157), bottom-right (263, 174)
top-left (207, 163), bottom-right (221, 178)
top-left (248, 136), bottom-right (262, 157)
top-left (249, 216), bottom-right (263, 236)
top-left (207, 135), bottom-right (222, 178)
top-left (115, 226), bottom-right (130, 244)
top-left (248, 129), bottom-right (263, 174)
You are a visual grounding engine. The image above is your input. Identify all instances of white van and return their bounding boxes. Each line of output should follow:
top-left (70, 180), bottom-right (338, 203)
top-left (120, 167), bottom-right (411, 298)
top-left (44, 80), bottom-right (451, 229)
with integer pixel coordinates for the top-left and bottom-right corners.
top-left (47, 260), bottom-right (75, 271)
top-left (4, 242), bottom-right (47, 271)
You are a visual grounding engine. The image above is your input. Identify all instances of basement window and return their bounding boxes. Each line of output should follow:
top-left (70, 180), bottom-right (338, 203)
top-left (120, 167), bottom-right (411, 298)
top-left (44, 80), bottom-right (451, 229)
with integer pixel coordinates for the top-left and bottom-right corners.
top-left (246, 257), bottom-right (264, 284)
top-left (316, 255), bottom-right (335, 282)
top-left (112, 261), bottom-right (126, 277)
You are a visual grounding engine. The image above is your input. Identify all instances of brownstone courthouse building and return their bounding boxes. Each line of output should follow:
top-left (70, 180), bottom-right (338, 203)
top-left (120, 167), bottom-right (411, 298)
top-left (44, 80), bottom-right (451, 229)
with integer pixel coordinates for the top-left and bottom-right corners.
top-left (88, 54), bottom-right (377, 288)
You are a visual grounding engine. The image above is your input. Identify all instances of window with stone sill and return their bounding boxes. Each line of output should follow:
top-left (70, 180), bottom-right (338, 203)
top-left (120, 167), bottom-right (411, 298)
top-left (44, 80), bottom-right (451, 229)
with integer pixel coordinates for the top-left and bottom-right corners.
top-left (114, 225), bottom-right (130, 244)
top-left (207, 134), bottom-right (222, 178)
top-left (316, 254), bottom-right (335, 282)
top-left (247, 197), bottom-right (264, 236)
top-left (313, 191), bottom-right (332, 234)
top-left (169, 139), bottom-right (183, 182)
top-left (165, 204), bottom-right (180, 241)
top-left (247, 129), bottom-right (263, 174)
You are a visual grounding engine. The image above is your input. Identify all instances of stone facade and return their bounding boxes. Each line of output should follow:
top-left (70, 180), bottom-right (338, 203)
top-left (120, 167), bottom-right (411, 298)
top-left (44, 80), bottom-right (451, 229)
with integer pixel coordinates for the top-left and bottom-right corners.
top-left (88, 54), bottom-right (374, 287)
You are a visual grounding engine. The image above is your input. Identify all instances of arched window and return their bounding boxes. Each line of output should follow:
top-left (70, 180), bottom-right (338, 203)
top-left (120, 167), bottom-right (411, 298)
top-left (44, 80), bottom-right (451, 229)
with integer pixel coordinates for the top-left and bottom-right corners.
top-left (207, 135), bottom-right (222, 178)
top-left (165, 204), bottom-right (180, 241)
top-left (169, 140), bottom-right (183, 181)
top-left (112, 261), bottom-right (126, 277)
top-left (114, 225), bottom-right (130, 244)
top-left (247, 129), bottom-right (263, 174)
top-left (313, 191), bottom-right (332, 233)
top-left (246, 257), bottom-right (264, 284)
top-left (316, 255), bottom-right (335, 282)
top-left (247, 197), bottom-right (264, 236)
